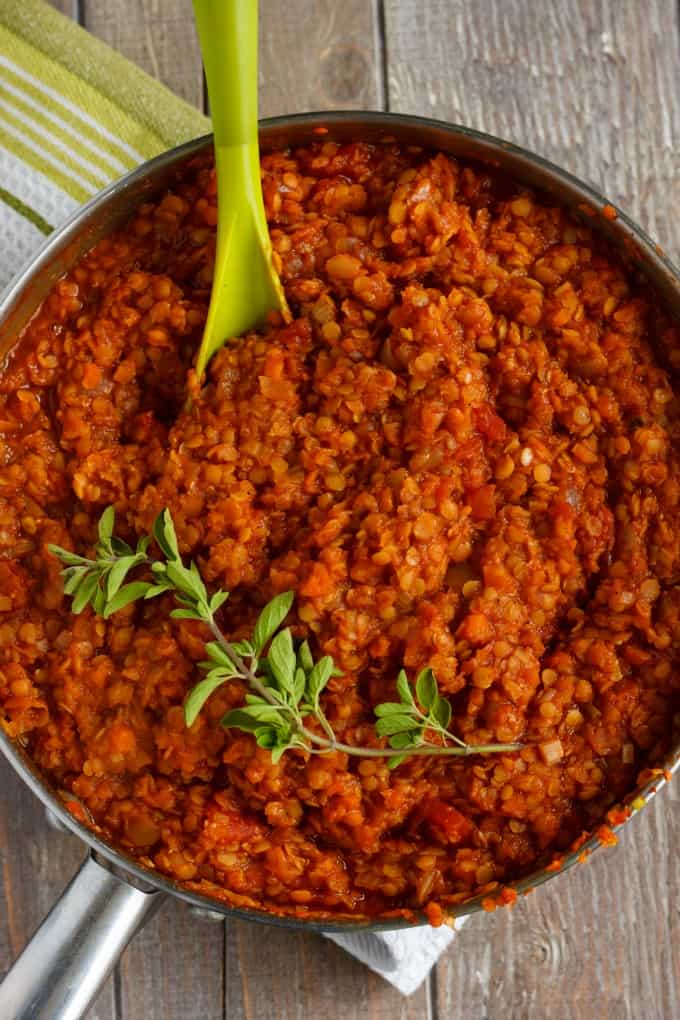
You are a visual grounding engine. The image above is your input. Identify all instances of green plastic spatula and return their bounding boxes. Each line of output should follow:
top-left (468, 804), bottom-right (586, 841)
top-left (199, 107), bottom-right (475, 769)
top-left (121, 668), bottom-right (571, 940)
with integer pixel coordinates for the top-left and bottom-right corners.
top-left (193, 0), bottom-right (289, 379)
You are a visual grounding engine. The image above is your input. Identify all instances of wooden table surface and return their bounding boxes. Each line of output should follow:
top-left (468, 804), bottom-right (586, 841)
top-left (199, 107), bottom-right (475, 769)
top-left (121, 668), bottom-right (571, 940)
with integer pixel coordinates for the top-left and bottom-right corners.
top-left (2, 1), bottom-right (680, 1017)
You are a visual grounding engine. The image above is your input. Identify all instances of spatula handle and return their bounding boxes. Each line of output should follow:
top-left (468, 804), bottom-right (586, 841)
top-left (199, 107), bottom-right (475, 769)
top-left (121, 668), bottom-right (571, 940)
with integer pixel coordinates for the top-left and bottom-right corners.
top-left (193, 0), bottom-right (259, 148)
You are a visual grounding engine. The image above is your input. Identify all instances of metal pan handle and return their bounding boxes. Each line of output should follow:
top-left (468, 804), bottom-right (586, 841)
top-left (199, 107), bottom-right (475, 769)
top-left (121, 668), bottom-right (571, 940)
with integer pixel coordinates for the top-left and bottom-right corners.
top-left (0, 850), bottom-right (162, 1020)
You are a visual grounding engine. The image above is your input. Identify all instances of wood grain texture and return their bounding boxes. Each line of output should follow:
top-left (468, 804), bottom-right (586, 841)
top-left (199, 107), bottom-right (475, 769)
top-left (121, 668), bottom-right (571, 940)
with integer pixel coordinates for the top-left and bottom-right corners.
top-left (81, 0), bottom-right (203, 108)
top-left (225, 922), bottom-right (431, 1020)
top-left (384, 0), bottom-right (680, 258)
top-left (437, 789), bottom-right (680, 1020)
top-left (259, 0), bottom-right (384, 114)
top-left (117, 901), bottom-right (225, 1020)
top-left (0, 758), bottom-right (116, 1020)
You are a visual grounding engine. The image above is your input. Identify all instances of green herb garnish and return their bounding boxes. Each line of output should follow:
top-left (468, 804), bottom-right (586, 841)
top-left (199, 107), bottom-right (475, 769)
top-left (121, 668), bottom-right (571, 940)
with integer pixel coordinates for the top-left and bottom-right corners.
top-left (48, 508), bottom-right (521, 768)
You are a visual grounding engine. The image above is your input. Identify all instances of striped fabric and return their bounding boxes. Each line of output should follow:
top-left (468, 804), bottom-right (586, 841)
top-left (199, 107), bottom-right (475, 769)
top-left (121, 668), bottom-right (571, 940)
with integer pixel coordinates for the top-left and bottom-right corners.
top-left (0, 0), bottom-right (208, 291)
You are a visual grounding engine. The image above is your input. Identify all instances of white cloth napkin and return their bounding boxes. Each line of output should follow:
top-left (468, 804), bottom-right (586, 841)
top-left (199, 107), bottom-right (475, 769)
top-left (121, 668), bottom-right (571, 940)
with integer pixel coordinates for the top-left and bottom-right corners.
top-left (325, 918), bottom-right (463, 995)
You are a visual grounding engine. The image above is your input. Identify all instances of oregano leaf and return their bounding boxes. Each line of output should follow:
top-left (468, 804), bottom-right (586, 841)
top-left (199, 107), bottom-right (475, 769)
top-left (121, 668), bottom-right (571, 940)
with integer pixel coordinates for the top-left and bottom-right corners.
top-left (92, 586), bottom-right (106, 616)
top-left (105, 556), bottom-right (138, 600)
top-left (204, 642), bottom-right (232, 668)
top-left (306, 655), bottom-right (334, 705)
top-left (152, 510), bottom-right (177, 560)
top-left (136, 535), bottom-right (151, 556)
top-left (431, 694), bottom-right (452, 732)
top-left (230, 640), bottom-right (253, 657)
top-left (169, 608), bottom-right (204, 621)
top-left (237, 703), bottom-right (287, 724)
top-left (375, 714), bottom-right (420, 737)
top-left (165, 561), bottom-right (196, 598)
top-left (144, 583), bottom-right (173, 599)
top-left (185, 672), bottom-right (232, 727)
top-left (162, 509), bottom-right (181, 559)
top-left (71, 571), bottom-right (99, 614)
top-left (255, 726), bottom-right (278, 749)
top-left (103, 582), bottom-right (151, 618)
top-left (188, 564), bottom-right (209, 608)
top-left (388, 731), bottom-right (416, 749)
top-left (110, 536), bottom-right (133, 556)
top-left (374, 702), bottom-right (410, 718)
top-left (221, 708), bottom-right (285, 734)
top-left (97, 506), bottom-right (115, 548)
top-left (298, 640), bottom-right (314, 674)
top-left (293, 667), bottom-right (306, 703)
top-left (396, 669), bottom-right (415, 706)
top-left (416, 667), bottom-right (437, 711)
top-left (252, 591), bottom-right (294, 654)
top-left (210, 590), bottom-right (230, 614)
top-left (48, 546), bottom-right (88, 567)
top-left (63, 566), bottom-right (88, 595)
top-left (268, 628), bottom-right (296, 695)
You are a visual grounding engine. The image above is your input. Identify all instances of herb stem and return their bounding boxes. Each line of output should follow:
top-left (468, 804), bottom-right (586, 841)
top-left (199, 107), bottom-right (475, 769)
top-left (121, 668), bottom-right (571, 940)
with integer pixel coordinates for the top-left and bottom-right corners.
top-left (207, 618), bottom-right (518, 760)
top-left (206, 617), bottom-right (276, 703)
top-left (303, 730), bottom-right (521, 758)
top-left (50, 506), bottom-right (524, 768)
top-left (314, 706), bottom-right (338, 746)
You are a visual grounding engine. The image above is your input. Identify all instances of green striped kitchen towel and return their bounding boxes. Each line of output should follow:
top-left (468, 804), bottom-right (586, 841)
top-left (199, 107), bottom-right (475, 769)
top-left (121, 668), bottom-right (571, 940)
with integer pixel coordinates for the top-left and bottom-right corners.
top-left (0, 0), bottom-right (209, 292)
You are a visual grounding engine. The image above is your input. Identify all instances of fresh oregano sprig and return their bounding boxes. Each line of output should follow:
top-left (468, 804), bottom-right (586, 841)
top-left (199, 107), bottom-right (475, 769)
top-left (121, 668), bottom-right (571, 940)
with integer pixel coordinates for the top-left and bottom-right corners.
top-left (48, 507), bottom-right (522, 768)
top-left (375, 668), bottom-right (460, 768)
top-left (50, 505), bottom-right (152, 617)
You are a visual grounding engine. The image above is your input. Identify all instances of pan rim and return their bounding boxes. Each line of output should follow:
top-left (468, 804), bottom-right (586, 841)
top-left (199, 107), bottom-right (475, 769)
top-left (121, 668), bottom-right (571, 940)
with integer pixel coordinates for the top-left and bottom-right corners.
top-left (1, 109), bottom-right (678, 932)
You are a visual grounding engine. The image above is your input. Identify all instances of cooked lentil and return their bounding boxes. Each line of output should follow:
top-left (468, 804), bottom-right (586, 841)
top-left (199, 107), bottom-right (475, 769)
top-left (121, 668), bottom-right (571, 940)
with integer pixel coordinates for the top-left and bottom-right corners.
top-left (1, 140), bottom-right (679, 923)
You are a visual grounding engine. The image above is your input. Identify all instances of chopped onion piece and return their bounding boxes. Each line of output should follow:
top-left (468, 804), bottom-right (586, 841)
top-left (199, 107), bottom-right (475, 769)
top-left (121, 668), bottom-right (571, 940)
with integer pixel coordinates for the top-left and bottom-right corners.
top-left (539, 739), bottom-right (564, 765)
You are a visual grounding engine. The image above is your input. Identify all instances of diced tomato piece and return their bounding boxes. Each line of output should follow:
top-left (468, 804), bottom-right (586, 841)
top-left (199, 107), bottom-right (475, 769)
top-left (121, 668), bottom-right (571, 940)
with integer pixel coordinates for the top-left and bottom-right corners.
top-left (458, 612), bottom-right (493, 644)
top-left (473, 403), bottom-right (507, 443)
top-left (422, 799), bottom-right (474, 845)
top-left (468, 483), bottom-right (496, 521)
top-left (299, 562), bottom-right (333, 598)
top-left (204, 806), bottom-right (265, 847)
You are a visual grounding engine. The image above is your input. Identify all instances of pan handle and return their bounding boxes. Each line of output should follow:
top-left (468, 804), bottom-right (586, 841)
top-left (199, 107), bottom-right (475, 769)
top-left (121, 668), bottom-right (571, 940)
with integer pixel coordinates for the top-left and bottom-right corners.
top-left (0, 850), bottom-right (162, 1020)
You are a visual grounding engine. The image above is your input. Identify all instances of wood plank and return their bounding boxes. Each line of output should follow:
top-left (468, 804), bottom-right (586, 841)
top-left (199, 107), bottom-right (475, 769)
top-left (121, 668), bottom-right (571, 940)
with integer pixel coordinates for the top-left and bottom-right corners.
top-left (225, 922), bottom-right (432, 1020)
top-left (384, 1), bottom-right (680, 1016)
top-left (117, 901), bottom-right (225, 1020)
top-left (0, 757), bottom-right (117, 1020)
top-left (384, 0), bottom-right (680, 257)
top-left (259, 0), bottom-right (384, 114)
top-left (81, 0), bottom-right (204, 108)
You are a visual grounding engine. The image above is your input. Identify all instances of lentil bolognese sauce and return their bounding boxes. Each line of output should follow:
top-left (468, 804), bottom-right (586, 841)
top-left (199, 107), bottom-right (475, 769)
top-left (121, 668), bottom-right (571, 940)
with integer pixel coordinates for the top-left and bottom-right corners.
top-left (1, 139), bottom-right (678, 924)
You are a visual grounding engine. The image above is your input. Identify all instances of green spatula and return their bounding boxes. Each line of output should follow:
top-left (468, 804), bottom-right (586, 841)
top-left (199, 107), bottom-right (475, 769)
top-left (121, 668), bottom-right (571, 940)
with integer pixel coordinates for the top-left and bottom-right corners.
top-left (193, 0), bottom-right (289, 379)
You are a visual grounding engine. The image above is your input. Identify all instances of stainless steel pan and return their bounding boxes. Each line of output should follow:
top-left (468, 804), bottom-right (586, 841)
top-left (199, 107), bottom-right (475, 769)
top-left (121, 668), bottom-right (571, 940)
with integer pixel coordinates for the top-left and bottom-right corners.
top-left (0, 112), bottom-right (679, 1020)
